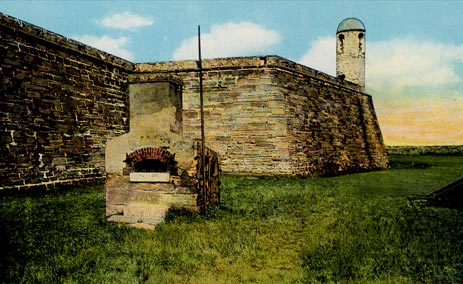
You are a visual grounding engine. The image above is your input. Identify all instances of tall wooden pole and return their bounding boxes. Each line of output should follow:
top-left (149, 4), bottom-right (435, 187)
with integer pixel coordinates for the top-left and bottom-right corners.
top-left (198, 25), bottom-right (206, 208)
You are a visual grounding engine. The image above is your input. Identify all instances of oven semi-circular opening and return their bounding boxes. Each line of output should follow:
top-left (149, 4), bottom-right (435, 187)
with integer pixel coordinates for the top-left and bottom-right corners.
top-left (124, 147), bottom-right (176, 183)
top-left (134, 159), bottom-right (168, 173)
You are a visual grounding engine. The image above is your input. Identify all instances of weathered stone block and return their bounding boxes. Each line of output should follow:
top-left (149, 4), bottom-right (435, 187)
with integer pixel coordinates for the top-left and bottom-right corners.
top-left (129, 172), bottom-right (170, 182)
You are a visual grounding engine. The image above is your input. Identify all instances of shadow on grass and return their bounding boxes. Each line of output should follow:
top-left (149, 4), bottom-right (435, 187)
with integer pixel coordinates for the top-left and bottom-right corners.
top-left (389, 160), bottom-right (432, 170)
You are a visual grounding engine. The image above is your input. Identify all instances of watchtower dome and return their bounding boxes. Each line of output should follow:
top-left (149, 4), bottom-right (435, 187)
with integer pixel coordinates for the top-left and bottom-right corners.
top-left (336, 17), bottom-right (366, 91)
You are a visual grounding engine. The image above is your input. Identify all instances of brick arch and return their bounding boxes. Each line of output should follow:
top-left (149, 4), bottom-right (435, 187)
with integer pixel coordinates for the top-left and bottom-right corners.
top-left (125, 147), bottom-right (174, 165)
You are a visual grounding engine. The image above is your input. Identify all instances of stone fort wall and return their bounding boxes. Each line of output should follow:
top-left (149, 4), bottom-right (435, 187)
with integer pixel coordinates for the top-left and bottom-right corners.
top-left (136, 56), bottom-right (388, 175)
top-left (0, 13), bottom-right (388, 189)
top-left (0, 13), bottom-right (133, 189)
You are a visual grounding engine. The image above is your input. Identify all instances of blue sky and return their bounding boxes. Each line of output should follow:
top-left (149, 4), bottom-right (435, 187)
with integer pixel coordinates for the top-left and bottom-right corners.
top-left (2, 0), bottom-right (463, 145)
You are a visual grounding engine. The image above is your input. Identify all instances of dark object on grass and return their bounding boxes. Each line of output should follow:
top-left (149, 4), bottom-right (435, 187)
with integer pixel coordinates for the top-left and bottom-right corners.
top-left (426, 176), bottom-right (463, 209)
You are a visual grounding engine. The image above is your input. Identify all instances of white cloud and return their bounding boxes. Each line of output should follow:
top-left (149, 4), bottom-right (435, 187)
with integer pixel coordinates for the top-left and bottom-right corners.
top-left (172, 21), bottom-right (280, 60)
top-left (72, 35), bottom-right (134, 61)
top-left (367, 37), bottom-right (463, 145)
top-left (298, 36), bottom-right (463, 92)
top-left (298, 36), bottom-right (336, 75)
top-left (297, 35), bottom-right (463, 145)
top-left (100, 12), bottom-right (154, 31)
top-left (368, 37), bottom-right (463, 93)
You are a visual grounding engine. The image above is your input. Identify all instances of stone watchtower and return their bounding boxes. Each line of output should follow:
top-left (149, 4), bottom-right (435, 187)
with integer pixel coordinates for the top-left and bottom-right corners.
top-left (336, 17), bottom-right (366, 91)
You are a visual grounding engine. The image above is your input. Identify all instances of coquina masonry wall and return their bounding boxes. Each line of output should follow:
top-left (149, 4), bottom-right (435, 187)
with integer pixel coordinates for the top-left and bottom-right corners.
top-left (0, 12), bottom-right (388, 184)
top-left (136, 56), bottom-right (388, 175)
top-left (278, 62), bottom-right (387, 175)
top-left (0, 13), bottom-right (133, 189)
top-left (136, 57), bottom-right (292, 174)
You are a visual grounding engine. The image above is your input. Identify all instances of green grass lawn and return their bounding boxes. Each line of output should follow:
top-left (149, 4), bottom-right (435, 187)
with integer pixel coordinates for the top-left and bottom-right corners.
top-left (1, 155), bottom-right (463, 283)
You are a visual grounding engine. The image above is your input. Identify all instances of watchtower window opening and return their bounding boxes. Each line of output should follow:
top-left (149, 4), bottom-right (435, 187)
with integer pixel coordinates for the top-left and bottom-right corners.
top-left (358, 33), bottom-right (364, 52)
top-left (338, 34), bottom-right (345, 52)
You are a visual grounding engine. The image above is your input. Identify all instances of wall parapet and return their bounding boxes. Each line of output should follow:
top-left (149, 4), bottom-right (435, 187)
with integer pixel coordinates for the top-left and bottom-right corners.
top-left (0, 12), bottom-right (134, 70)
top-left (136, 55), bottom-right (363, 93)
